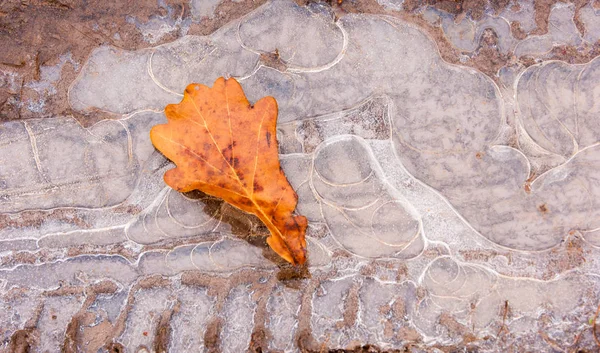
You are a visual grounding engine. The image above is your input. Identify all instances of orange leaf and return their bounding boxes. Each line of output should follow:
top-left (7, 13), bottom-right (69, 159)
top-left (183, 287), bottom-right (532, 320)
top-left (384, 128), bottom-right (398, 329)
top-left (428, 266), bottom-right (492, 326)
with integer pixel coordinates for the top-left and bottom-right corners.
top-left (150, 77), bottom-right (307, 265)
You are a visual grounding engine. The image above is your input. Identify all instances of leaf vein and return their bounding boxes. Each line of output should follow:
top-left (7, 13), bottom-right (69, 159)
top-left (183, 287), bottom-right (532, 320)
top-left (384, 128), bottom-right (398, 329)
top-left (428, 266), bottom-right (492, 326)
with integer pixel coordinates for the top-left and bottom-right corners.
top-left (188, 94), bottom-right (248, 193)
top-left (155, 133), bottom-right (228, 175)
top-left (250, 105), bottom-right (269, 198)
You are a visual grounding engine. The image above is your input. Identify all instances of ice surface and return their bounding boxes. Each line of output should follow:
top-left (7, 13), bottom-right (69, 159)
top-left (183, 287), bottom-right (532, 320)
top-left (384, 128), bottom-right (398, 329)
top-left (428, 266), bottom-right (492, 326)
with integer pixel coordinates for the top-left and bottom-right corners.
top-left (190, 0), bottom-right (222, 20)
top-left (119, 287), bottom-right (172, 348)
top-left (502, 0), bottom-right (536, 31)
top-left (441, 13), bottom-right (478, 52)
top-left (69, 48), bottom-right (179, 113)
top-left (515, 3), bottom-right (582, 57)
top-left (239, 1), bottom-right (344, 69)
top-left (580, 4), bottom-right (600, 43)
top-left (377, 0), bottom-right (404, 12)
top-left (266, 284), bottom-right (302, 351)
top-left (1, 0), bottom-right (600, 351)
top-left (220, 285), bottom-right (256, 353)
top-left (169, 286), bottom-right (215, 351)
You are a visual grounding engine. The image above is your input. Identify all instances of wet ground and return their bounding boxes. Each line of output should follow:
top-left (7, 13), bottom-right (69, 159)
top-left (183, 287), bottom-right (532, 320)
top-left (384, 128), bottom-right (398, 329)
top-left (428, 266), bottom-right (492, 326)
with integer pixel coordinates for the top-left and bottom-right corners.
top-left (2, 0), bottom-right (600, 352)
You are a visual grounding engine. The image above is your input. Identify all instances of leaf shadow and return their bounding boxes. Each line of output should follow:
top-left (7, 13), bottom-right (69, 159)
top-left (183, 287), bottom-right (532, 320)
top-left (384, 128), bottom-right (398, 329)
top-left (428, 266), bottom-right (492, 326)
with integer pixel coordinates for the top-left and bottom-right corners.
top-left (184, 190), bottom-right (312, 282)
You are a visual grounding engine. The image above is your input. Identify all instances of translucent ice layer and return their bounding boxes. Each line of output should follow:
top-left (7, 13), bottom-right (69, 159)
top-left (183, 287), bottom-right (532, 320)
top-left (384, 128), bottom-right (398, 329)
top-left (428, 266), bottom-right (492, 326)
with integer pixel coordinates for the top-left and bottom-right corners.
top-left (1, 0), bottom-right (600, 351)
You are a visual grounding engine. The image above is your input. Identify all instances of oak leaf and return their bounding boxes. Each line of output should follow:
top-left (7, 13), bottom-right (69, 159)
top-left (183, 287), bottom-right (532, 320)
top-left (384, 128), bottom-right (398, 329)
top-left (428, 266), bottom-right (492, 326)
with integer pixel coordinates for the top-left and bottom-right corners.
top-left (150, 77), bottom-right (307, 265)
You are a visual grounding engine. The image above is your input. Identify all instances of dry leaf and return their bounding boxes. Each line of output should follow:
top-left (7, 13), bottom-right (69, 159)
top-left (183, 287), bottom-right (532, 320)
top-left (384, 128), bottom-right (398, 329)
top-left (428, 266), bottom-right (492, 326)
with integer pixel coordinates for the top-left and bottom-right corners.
top-left (150, 77), bottom-right (307, 265)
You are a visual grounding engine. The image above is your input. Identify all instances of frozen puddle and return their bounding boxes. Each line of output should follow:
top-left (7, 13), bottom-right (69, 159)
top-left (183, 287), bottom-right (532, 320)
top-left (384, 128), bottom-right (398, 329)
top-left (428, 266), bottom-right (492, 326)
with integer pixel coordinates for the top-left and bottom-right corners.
top-left (1, 0), bottom-right (600, 351)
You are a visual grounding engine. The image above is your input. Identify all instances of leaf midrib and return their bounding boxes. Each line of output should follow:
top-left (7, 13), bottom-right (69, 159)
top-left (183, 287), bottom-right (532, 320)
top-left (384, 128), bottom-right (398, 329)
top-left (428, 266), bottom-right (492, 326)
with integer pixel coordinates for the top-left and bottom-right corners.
top-left (186, 88), bottom-right (293, 258)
